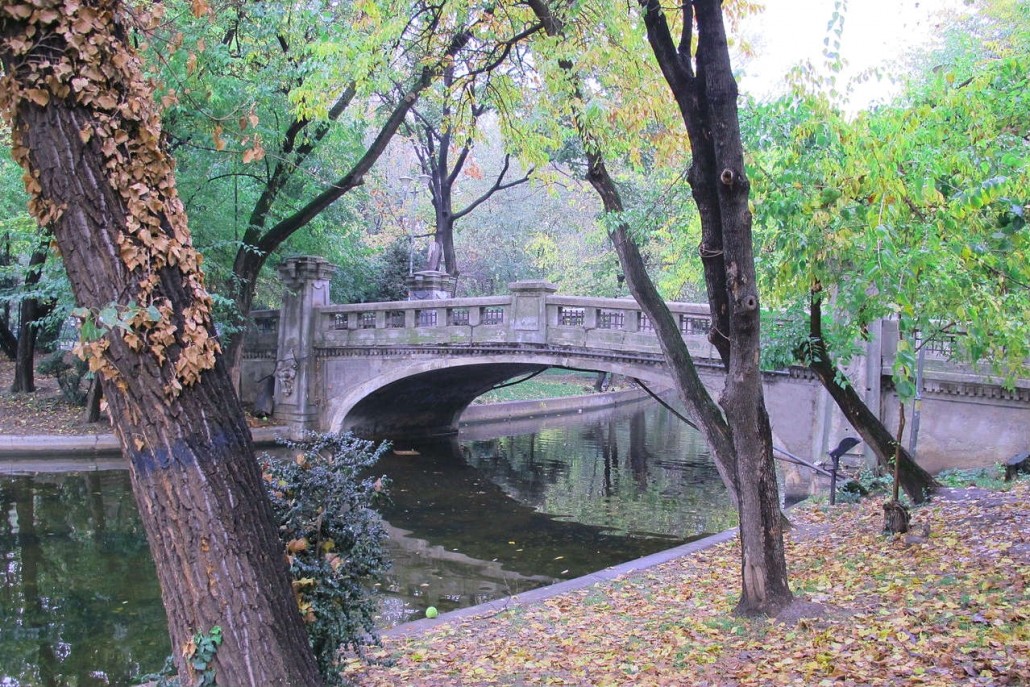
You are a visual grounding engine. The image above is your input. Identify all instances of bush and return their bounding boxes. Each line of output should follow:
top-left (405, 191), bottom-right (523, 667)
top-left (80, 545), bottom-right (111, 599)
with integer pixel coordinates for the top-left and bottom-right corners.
top-left (36, 350), bottom-right (88, 404)
top-left (260, 433), bottom-right (391, 684)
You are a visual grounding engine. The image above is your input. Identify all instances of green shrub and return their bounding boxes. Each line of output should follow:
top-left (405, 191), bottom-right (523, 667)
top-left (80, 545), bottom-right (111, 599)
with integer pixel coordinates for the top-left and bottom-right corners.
top-left (261, 433), bottom-right (391, 684)
top-left (36, 350), bottom-right (88, 404)
top-left (936, 465), bottom-right (1009, 490)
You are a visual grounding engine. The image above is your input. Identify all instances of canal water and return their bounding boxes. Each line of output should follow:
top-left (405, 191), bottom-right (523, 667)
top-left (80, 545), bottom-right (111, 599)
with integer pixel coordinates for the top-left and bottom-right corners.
top-left (0, 403), bottom-right (736, 685)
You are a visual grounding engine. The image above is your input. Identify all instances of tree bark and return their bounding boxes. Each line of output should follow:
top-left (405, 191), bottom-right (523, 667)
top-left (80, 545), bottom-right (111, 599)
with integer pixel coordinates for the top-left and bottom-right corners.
top-left (691, 0), bottom-right (791, 616)
top-left (0, 3), bottom-right (323, 684)
top-left (807, 294), bottom-right (938, 504)
top-left (11, 245), bottom-right (52, 393)
top-left (529, 0), bottom-right (790, 615)
top-left (1, 232), bottom-right (18, 360)
top-left (83, 374), bottom-right (104, 423)
top-left (639, 0), bottom-right (792, 615)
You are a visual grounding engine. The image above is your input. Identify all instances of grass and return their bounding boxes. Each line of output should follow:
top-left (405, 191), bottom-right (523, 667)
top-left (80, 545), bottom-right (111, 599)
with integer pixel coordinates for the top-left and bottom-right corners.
top-left (473, 370), bottom-right (605, 404)
top-left (935, 464), bottom-right (1010, 489)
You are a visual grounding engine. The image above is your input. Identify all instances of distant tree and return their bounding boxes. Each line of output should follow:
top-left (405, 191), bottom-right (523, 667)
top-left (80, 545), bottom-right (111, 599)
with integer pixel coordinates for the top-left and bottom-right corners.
top-left (405, 68), bottom-right (531, 276)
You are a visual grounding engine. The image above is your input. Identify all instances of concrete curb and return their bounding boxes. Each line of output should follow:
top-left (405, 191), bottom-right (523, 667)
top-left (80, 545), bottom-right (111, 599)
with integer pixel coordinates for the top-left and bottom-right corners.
top-left (384, 527), bottom-right (739, 638)
top-left (460, 387), bottom-right (655, 425)
top-left (0, 425), bottom-right (286, 460)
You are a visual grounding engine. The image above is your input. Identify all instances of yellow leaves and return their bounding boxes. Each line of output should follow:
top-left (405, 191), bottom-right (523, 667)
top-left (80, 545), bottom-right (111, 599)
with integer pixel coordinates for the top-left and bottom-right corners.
top-left (23, 88), bottom-right (50, 106)
top-left (241, 135), bottom-right (264, 164)
top-left (2, 4), bottom-right (33, 20)
top-left (211, 124), bottom-right (225, 151)
top-left (346, 483), bottom-right (1030, 687)
top-left (191, 0), bottom-right (211, 18)
top-left (287, 537), bottom-right (310, 554)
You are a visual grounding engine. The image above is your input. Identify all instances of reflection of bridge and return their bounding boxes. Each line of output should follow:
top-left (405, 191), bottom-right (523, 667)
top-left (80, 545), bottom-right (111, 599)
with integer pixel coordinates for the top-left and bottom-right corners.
top-left (241, 256), bottom-right (1029, 474)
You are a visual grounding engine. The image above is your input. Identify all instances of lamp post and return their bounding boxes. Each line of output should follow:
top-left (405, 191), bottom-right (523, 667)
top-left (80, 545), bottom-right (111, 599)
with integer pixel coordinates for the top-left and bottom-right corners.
top-left (398, 173), bottom-right (432, 276)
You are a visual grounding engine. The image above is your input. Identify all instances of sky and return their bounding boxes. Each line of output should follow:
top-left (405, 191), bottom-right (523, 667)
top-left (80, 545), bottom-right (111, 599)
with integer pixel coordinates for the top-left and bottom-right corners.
top-left (737, 0), bottom-right (977, 108)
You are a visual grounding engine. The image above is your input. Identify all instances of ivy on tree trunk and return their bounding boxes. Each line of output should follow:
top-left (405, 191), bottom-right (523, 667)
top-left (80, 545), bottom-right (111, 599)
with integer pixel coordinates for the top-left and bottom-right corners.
top-left (0, 2), bottom-right (323, 684)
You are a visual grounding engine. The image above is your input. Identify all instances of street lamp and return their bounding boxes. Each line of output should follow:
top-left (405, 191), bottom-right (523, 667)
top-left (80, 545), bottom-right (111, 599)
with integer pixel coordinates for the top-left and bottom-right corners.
top-left (398, 174), bottom-right (432, 276)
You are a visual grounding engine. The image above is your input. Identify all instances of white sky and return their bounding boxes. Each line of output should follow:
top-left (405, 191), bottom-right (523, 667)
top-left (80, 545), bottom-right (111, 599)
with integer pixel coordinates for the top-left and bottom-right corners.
top-left (737, 0), bottom-right (977, 108)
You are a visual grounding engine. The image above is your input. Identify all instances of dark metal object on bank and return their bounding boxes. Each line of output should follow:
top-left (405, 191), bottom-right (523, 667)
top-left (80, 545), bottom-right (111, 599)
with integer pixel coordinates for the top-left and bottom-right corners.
top-left (1004, 450), bottom-right (1030, 482)
top-left (829, 437), bottom-right (862, 505)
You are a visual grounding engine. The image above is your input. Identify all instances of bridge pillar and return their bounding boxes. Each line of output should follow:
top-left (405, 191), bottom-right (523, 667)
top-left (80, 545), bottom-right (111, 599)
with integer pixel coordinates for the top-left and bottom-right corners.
top-left (508, 280), bottom-right (557, 345)
top-left (274, 256), bottom-right (336, 438)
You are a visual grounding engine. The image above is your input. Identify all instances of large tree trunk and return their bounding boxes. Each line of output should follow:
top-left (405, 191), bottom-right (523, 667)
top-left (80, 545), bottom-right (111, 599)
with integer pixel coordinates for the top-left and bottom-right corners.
top-left (528, 0), bottom-right (791, 616)
top-left (689, 0), bottom-right (791, 616)
top-left (11, 245), bottom-right (50, 393)
top-left (0, 4), bottom-right (323, 685)
top-left (807, 295), bottom-right (938, 504)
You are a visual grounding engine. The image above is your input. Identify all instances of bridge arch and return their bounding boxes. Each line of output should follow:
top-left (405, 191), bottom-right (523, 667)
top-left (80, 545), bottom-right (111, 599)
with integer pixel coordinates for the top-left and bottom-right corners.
top-left (326, 350), bottom-right (679, 439)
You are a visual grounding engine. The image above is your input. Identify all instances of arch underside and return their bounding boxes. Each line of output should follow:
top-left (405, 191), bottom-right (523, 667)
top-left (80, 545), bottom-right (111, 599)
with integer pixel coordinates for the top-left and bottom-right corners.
top-left (330, 349), bottom-right (679, 440)
top-left (343, 363), bottom-right (548, 439)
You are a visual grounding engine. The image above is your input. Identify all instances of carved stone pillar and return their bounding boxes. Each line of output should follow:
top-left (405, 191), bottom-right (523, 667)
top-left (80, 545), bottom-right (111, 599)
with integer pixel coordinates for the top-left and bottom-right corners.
top-left (274, 256), bottom-right (336, 437)
top-left (509, 280), bottom-right (557, 344)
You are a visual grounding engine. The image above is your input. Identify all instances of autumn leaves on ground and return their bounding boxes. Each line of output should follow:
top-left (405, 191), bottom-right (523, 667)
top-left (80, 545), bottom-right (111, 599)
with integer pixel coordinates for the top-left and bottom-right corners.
top-left (346, 481), bottom-right (1028, 687)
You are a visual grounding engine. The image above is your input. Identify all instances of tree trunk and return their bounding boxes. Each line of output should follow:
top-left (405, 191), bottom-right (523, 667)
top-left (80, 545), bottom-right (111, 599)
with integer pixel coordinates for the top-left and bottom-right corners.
top-left (83, 374), bottom-right (104, 423)
top-left (0, 4), bottom-right (323, 684)
top-left (11, 246), bottom-right (50, 393)
top-left (691, 0), bottom-right (791, 616)
top-left (0, 318), bottom-right (16, 360)
top-left (807, 295), bottom-right (938, 504)
top-left (638, 0), bottom-right (792, 615)
top-left (1, 232), bottom-right (18, 360)
top-left (528, 0), bottom-right (790, 615)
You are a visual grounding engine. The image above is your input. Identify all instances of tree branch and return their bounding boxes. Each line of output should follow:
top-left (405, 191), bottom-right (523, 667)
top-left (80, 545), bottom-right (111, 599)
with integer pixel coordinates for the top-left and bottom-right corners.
top-left (452, 154), bottom-right (532, 220)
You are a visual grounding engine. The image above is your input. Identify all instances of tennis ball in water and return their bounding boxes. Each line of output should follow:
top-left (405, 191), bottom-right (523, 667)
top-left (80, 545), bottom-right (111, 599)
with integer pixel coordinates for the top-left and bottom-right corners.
top-left (425, 606), bottom-right (438, 619)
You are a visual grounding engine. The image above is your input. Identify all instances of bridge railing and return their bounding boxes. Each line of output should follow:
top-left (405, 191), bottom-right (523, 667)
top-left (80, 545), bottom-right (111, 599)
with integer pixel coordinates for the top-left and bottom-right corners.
top-left (311, 293), bottom-right (724, 362)
top-left (543, 295), bottom-right (721, 360)
top-left (242, 309), bottom-right (280, 357)
top-left (318, 296), bottom-right (515, 347)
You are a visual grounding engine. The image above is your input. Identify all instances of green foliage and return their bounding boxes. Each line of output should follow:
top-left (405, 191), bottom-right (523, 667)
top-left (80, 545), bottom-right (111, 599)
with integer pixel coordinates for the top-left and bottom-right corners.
top-left (936, 465), bottom-right (1012, 490)
top-left (474, 370), bottom-right (600, 404)
top-left (260, 433), bottom-right (391, 684)
top-left (361, 237), bottom-right (424, 303)
top-left (749, 15), bottom-right (1030, 394)
top-left (185, 626), bottom-right (223, 687)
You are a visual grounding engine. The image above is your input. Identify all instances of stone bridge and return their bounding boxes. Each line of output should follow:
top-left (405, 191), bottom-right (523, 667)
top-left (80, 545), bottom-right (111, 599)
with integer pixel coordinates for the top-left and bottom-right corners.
top-left (241, 257), bottom-right (1029, 473)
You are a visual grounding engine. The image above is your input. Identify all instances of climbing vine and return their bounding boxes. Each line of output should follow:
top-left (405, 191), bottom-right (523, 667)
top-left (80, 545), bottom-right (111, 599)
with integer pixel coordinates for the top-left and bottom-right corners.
top-left (0, 0), bottom-right (220, 396)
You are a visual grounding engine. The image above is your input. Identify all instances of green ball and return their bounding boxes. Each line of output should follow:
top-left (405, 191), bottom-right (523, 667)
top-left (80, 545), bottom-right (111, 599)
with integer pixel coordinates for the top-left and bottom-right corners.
top-left (425, 606), bottom-right (438, 619)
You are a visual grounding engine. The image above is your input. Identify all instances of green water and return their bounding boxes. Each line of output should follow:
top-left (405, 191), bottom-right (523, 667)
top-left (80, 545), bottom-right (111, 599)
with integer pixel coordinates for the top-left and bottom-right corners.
top-left (0, 472), bottom-right (168, 686)
top-left (1, 404), bottom-right (736, 684)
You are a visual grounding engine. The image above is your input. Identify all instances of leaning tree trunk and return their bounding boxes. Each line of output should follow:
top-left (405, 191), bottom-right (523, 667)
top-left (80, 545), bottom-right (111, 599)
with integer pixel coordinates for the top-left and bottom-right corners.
top-left (808, 295), bottom-right (938, 503)
top-left (0, 3), bottom-right (323, 685)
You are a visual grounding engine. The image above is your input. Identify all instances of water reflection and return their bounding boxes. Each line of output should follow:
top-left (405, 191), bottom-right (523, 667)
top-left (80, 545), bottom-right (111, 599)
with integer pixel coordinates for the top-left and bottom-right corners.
top-left (0, 402), bottom-right (736, 680)
top-left (0, 473), bottom-right (169, 686)
top-left (375, 406), bottom-right (736, 623)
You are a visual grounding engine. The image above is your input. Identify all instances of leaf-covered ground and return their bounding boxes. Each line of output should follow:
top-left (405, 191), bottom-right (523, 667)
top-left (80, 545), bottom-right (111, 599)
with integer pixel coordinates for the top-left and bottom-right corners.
top-left (0, 357), bottom-right (107, 435)
top-left (345, 482), bottom-right (1028, 686)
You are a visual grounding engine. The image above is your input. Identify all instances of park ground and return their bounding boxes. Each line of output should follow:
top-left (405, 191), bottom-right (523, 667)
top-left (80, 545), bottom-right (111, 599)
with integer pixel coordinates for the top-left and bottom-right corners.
top-left (345, 480), bottom-right (1028, 686)
top-left (2, 357), bottom-right (1027, 686)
